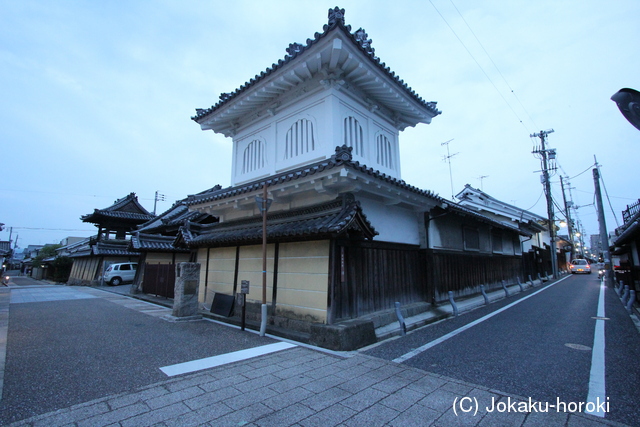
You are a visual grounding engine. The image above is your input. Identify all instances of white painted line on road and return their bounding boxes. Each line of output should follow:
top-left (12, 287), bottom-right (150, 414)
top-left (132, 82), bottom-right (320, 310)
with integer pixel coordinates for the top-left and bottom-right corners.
top-left (160, 341), bottom-right (297, 377)
top-left (585, 280), bottom-right (606, 417)
top-left (393, 275), bottom-right (571, 363)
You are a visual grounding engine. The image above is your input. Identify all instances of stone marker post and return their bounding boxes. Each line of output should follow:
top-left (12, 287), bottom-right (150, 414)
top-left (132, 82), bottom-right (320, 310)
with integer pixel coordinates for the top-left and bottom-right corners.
top-left (172, 262), bottom-right (201, 320)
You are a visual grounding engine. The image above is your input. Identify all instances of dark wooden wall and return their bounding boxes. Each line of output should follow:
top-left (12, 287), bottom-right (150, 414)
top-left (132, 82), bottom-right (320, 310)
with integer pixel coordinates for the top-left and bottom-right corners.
top-left (330, 241), bottom-right (554, 320)
top-left (429, 250), bottom-right (523, 302)
top-left (330, 240), bottom-right (427, 321)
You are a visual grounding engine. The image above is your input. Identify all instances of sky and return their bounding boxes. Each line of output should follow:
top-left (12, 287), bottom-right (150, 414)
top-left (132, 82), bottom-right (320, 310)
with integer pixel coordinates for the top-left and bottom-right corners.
top-left (1, 0), bottom-right (639, 251)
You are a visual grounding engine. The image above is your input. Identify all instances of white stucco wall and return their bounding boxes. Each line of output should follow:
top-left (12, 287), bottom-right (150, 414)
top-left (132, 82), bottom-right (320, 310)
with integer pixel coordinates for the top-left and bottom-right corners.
top-left (230, 87), bottom-right (401, 187)
top-left (355, 195), bottom-right (422, 245)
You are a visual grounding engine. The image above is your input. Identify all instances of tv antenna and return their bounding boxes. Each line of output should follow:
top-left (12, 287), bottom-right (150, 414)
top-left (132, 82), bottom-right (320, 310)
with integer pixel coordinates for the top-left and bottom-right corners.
top-left (441, 139), bottom-right (459, 200)
top-left (478, 175), bottom-right (489, 191)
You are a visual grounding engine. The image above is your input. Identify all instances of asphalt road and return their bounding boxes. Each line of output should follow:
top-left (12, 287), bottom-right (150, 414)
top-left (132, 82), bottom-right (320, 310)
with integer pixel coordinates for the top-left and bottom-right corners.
top-left (365, 274), bottom-right (640, 426)
top-left (0, 280), bottom-right (280, 425)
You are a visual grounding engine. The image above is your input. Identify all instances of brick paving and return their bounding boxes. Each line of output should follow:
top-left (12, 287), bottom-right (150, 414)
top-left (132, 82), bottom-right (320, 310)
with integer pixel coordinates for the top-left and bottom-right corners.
top-left (1, 275), bottom-right (629, 426)
top-left (8, 346), bottom-right (625, 427)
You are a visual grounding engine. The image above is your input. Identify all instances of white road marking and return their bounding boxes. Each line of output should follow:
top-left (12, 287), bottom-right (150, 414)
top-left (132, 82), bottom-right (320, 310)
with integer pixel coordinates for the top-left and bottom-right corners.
top-left (9, 287), bottom-right (97, 304)
top-left (160, 341), bottom-right (297, 377)
top-left (393, 275), bottom-right (571, 363)
top-left (585, 279), bottom-right (606, 417)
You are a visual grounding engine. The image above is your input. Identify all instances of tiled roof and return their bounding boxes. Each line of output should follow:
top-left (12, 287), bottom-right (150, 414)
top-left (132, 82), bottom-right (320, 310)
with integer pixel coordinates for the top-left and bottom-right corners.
top-left (185, 194), bottom-right (377, 248)
top-left (81, 193), bottom-right (155, 224)
top-left (130, 233), bottom-right (190, 253)
top-left (92, 240), bottom-right (139, 257)
top-left (456, 184), bottom-right (546, 223)
top-left (185, 145), bottom-right (444, 207)
top-left (445, 203), bottom-right (531, 237)
top-left (192, 7), bottom-right (440, 124)
top-left (137, 201), bottom-right (216, 234)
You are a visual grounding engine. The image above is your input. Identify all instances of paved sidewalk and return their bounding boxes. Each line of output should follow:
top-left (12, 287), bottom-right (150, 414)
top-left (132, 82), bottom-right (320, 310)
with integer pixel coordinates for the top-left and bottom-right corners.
top-left (1, 274), bottom-right (630, 426)
top-left (8, 345), bottom-right (625, 427)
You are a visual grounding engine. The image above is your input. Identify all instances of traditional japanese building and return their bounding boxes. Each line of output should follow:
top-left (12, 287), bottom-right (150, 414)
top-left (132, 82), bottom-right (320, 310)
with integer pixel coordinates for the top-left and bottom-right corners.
top-left (182, 7), bottom-right (528, 349)
top-left (129, 200), bottom-right (217, 297)
top-left (611, 198), bottom-right (640, 306)
top-left (455, 184), bottom-right (570, 275)
top-left (67, 193), bottom-right (154, 285)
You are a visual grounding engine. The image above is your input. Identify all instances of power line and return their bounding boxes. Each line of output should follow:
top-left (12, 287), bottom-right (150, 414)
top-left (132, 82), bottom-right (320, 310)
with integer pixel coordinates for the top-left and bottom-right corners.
top-left (525, 189), bottom-right (545, 211)
top-left (597, 165), bottom-right (621, 229)
top-left (5, 227), bottom-right (95, 232)
top-left (448, 0), bottom-right (538, 130)
top-left (569, 163), bottom-right (596, 180)
top-left (429, 0), bottom-right (529, 129)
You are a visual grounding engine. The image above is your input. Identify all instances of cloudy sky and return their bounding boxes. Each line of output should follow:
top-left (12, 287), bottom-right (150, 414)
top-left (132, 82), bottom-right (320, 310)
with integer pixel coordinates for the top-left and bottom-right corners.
top-left (1, 0), bottom-right (638, 251)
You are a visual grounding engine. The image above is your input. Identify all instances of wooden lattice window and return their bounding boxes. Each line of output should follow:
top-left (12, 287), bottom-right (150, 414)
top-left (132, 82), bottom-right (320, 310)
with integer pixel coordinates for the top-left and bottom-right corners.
top-left (344, 116), bottom-right (364, 156)
top-left (376, 134), bottom-right (393, 169)
top-left (284, 118), bottom-right (315, 159)
top-left (242, 139), bottom-right (266, 174)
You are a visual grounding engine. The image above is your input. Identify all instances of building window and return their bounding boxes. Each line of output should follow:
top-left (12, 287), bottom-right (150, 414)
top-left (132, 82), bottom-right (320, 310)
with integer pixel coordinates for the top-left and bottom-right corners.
top-left (492, 230), bottom-right (503, 253)
top-left (284, 118), bottom-right (315, 159)
top-left (376, 134), bottom-right (393, 169)
top-left (242, 139), bottom-right (266, 174)
top-left (344, 116), bottom-right (364, 156)
top-left (514, 235), bottom-right (522, 255)
top-left (463, 227), bottom-right (480, 251)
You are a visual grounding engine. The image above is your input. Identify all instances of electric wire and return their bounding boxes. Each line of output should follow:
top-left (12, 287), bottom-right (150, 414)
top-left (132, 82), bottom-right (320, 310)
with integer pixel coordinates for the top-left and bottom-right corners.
top-left (5, 227), bottom-right (95, 232)
top-left (597, 167), bottom-right (621, 228)
top-left (428, 0), bottom-right (529, 130)
top-left (525, 189), bottom-right (545, 211)
top-left (448, 0), bottom-right (538, 130)
top-left (570, 163), bottom-right (596, 180)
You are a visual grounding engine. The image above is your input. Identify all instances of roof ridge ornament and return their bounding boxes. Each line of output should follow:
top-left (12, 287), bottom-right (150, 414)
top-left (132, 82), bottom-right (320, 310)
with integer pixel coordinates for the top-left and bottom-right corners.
top-left (286, 42), bottom-right (304, 56)
top-left (333, 144), bottom-right (353, 163)
top-left (354, 28), bottom-right (375, 56)
top-left (328, 6), bottom-right (345, 27)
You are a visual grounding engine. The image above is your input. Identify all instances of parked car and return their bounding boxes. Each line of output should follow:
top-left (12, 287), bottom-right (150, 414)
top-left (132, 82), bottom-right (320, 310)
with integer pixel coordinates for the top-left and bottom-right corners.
top-left (569, 259), bottom-right (591, 274)
top-left (103, 262), bottom-right (138, 285)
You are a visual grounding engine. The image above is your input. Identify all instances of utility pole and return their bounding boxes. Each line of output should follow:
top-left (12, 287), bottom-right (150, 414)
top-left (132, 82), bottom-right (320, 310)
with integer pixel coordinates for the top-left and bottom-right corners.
top-left (531, 129), bottom-right (558, 279)
top-left (593, 158), bottom-right (613, 283)
top-left (153, 191), bottom-right (166, 215)
top-left (441, 139), bottom-right (458, 200)
top-left (559, 176), bottom-right (575, 261)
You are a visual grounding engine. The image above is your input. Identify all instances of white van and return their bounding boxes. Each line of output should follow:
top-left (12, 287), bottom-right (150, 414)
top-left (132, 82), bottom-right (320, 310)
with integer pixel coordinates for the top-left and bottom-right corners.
top-left (103, 262), bottom-right (138, 285)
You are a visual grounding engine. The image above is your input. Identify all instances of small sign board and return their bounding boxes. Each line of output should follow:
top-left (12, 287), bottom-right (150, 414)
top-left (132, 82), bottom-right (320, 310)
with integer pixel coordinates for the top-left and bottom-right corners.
top-left (241, 280), bottom-right (250, 294)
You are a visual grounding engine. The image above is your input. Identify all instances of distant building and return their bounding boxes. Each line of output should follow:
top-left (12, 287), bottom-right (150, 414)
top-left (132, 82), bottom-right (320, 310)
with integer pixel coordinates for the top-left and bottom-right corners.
top-left (67, 193), bottom-right (154, 285)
